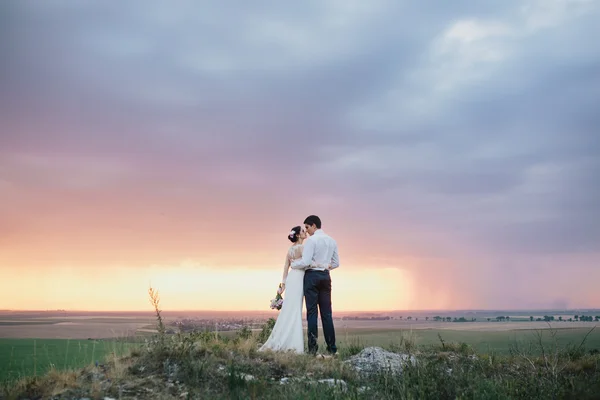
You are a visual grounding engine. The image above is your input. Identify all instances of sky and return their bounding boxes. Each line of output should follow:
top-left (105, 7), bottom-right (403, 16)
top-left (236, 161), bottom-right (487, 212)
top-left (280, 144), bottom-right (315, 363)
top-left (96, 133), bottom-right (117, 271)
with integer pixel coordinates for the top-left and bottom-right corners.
top-left (1, 0), bottom-right (599, 312)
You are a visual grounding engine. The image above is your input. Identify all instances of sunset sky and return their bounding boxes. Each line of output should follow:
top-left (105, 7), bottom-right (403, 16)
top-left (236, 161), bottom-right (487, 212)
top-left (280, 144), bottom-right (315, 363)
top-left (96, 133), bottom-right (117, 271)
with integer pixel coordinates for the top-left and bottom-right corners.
top-left (1, 1), bottom-right (599, 312)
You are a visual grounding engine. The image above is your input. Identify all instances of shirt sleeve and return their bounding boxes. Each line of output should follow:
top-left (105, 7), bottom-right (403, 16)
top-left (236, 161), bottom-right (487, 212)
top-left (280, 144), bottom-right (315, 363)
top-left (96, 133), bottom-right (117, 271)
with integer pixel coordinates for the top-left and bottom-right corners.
top-left (330, 240), bottom-right (340, 270)
top-left (290, 239), bottom-right (314, 269)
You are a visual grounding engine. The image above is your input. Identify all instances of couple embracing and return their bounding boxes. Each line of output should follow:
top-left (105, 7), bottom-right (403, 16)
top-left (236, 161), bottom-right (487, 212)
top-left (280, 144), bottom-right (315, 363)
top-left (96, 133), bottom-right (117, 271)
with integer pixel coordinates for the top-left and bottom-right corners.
top-left (259, 215), bottom-right (339, 356)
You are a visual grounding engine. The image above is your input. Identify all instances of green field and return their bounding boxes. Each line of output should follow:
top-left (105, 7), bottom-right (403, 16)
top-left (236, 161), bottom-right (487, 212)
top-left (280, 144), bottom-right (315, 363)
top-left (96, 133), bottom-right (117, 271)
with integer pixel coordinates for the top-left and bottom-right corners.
top-left (2, 327), bottom-right (599, 384)
top-left (337, 327), bottom-right (600, 354)
top-left (0, 339), bottom-right (139, 383)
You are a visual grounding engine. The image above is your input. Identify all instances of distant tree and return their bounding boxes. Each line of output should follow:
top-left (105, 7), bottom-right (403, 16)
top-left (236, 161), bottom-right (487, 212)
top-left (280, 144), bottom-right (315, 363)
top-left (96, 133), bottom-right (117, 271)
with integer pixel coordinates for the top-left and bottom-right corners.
top-left (558, 316), bottom-right (563, 321)
top-left (415, 317), bottom-right (419, 321)
top-left (506, 316), bottom-right (510, 321)
top-left (568, 318), bottom-right (573, 322)
top-left (530, 316), bottom-right (534, 321)
top-left (407, 316), bottom-right (412, 321)
top-left (425, 317), bottom-right (429, 321)
top-left (399, 316), bottom-right (403, 320)
top-left (496, 316), bottom-right (505, 322)
top-left (487, 318), bottom-right (491, 322)
top-left (433, 316), bottom-right (442, 322)
top-left (575, 315), bottom-right (579, 321)
top-left (446, 317), bottom-right (452, 322)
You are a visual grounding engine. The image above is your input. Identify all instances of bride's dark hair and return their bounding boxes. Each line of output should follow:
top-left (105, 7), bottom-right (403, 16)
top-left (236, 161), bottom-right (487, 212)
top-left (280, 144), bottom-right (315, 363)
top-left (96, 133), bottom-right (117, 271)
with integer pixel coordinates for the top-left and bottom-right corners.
top-left (288, 226), bottom-right (301, 243)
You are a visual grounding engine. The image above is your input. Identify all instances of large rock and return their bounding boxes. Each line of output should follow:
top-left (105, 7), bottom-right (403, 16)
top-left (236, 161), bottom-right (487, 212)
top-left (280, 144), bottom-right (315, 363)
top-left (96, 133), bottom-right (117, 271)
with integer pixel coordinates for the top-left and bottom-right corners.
top-left (344, 347), bottom-right (416, 376)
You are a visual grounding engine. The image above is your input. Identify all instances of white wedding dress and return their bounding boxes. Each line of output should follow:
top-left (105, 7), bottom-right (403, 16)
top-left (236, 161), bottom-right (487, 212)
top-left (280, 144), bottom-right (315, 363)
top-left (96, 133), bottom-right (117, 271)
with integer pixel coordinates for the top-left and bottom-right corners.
top-left (259, 244), bottom-right (305, 353)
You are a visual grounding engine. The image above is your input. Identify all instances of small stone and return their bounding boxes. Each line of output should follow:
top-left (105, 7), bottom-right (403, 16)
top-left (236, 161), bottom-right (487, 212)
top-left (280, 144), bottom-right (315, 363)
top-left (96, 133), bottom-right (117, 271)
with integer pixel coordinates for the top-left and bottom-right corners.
top-left (240, 373), bottom-right (255, 381)
top-left (317, 378), bottom-right (347, 389)
top-left (280, 377), bottom-right (302, 384)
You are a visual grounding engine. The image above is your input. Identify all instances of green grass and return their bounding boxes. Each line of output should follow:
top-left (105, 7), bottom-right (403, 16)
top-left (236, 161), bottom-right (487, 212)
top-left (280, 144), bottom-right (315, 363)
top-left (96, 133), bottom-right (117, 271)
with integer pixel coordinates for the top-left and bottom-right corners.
top-left (7, 325), bottom-right (600, 399)
top-left (337, 327), bottom-right (600, 354)
top-left (2, 327), bottom-right (597, 384)
top-left (3, 292), bottom-right (600, 400)
top-left (0, 338), bottom-right (139, 383)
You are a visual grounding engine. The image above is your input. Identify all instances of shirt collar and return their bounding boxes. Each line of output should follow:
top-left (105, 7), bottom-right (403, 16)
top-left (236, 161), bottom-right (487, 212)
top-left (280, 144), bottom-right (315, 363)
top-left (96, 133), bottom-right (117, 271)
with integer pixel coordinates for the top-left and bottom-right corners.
top-left (313, 229), bottom-right (324, 236)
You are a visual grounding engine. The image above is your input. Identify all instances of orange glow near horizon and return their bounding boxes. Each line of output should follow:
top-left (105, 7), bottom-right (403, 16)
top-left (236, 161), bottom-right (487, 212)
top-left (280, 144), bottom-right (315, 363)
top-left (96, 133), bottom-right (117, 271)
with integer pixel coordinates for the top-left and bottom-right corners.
top-left (0, 263), bottom-right (419, 312)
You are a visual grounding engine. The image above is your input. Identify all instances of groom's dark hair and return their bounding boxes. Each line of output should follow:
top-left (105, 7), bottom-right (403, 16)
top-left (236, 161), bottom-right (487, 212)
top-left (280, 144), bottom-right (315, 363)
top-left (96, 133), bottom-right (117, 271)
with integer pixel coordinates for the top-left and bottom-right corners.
top-left (304, 215), bottom-right (321, 229)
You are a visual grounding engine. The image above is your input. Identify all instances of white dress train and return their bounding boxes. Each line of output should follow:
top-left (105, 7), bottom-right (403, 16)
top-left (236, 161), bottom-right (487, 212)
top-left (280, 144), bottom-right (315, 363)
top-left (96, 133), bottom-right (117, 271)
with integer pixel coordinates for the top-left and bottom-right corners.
top-left (259, 244), bottom-right (305, 353)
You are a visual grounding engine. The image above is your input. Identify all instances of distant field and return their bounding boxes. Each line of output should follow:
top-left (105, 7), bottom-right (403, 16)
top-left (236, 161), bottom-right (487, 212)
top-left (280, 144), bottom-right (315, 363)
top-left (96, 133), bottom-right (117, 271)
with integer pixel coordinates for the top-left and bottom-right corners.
top-left (0, 317), bottom-right (154, 339)
top-left (2, 327), bottom-right (598, 382)
top-left (1, 312), bottom-right (599, 383)
top-left (336, 326), bottom-right (600, 354)
top-left (0, 338), bottom-right (139, 383)
top-left (334, 320), bottom-right (598, 331)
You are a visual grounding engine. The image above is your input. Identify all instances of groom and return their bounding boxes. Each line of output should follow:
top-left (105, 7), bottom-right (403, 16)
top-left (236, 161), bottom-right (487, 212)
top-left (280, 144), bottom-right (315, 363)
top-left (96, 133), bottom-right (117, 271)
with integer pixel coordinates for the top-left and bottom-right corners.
top-left (290, 215), bottom-right (339, 356)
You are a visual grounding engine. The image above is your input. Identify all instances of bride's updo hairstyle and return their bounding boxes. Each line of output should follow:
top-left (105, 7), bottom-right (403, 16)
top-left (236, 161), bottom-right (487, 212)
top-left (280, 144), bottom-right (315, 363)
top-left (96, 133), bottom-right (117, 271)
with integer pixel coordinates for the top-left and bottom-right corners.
top-left (288, 226), bottom-right (301, 243)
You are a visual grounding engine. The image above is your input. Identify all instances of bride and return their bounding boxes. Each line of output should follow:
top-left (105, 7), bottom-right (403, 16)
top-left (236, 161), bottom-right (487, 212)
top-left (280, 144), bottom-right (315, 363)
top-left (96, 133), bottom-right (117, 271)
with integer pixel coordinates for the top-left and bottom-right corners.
top-left (259, 225), bottom-right (307, 353)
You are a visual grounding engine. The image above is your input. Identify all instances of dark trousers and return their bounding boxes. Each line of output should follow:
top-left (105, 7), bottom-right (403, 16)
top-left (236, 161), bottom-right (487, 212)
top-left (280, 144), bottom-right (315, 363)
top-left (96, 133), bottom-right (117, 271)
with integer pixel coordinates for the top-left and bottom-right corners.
top-left (304, 270), bottom-right (337, 354)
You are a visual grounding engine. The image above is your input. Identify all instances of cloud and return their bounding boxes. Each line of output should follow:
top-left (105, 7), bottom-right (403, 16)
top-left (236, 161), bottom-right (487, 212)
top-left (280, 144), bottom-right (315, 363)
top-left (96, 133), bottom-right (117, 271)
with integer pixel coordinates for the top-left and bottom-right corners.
top-left (1, 0), bottom-right (599, 309)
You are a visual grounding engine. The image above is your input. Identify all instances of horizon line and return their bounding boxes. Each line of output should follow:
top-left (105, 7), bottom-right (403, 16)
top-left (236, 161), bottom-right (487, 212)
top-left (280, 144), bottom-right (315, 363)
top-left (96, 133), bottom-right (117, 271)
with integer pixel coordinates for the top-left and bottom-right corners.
top-left (3, 308), bottom-right (599, 313)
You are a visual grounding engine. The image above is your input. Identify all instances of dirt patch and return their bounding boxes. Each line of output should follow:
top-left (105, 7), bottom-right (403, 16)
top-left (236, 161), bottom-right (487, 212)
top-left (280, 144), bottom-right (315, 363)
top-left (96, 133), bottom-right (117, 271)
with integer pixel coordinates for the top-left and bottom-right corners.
top-left (0, 321), bottom-right (151, 339)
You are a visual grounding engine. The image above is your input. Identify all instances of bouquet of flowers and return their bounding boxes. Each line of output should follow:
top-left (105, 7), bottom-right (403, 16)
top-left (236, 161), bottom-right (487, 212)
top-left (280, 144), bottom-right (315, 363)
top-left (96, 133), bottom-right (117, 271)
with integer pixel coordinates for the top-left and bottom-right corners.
top-left (270, 284), bottom-right (284, 310)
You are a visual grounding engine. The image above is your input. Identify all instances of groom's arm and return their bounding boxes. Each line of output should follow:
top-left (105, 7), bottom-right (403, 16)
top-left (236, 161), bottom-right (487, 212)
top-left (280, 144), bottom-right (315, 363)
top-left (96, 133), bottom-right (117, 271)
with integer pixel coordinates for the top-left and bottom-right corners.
top-left (290, 239), bottom-right (314, 270)
top-left (329, 241), bottom-right (340, 270)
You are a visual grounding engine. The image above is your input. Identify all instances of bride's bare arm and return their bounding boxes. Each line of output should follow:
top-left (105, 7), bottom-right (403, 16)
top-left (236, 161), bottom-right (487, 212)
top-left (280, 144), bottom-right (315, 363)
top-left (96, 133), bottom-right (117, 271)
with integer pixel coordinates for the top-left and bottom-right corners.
top-left (280, 254), bottom-right (291, 292)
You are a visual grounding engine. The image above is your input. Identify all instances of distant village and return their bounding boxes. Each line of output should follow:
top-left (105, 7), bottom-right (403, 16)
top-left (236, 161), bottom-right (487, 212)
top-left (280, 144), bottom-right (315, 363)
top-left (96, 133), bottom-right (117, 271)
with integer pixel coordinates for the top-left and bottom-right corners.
top-left (169, 317), bottom-right (267, 332)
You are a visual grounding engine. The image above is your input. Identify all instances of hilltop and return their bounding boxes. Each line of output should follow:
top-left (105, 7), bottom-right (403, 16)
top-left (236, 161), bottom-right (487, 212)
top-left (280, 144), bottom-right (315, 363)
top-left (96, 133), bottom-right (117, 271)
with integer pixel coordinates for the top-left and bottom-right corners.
top-left (2, 319), bottom-right (600, 399)
top-left (2, 293), bottom-right (600, 399)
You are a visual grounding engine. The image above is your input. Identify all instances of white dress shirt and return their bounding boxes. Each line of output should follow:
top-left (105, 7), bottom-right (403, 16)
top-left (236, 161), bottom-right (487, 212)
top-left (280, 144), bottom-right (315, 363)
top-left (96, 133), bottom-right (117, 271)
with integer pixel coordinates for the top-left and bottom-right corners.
top-left (290, 229), bottom-right (339, 271)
